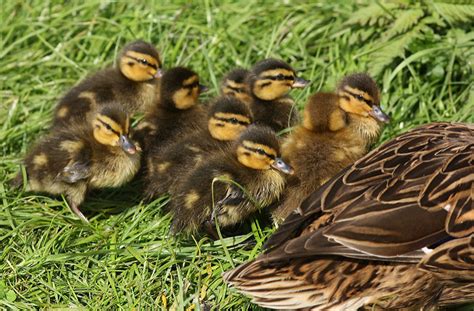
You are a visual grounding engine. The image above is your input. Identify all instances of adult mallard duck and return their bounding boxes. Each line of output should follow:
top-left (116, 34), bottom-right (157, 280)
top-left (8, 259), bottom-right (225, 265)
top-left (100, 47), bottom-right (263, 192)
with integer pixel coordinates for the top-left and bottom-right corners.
top-left (224, 122), bottom-right (474, 310)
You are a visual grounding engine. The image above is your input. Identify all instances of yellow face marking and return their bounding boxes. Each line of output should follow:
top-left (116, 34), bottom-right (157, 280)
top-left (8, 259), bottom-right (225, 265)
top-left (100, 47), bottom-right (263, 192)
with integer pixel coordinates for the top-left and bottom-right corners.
top-left (236, 146), bottom-right (272, 170)
top-left (253, 80), bottom-right (292, 100)
top-left (96, 115), bottom-right (123, 134)
top-left (344, 86), bottom-right (374, 102)
top-left (33, 153), bottom-right (48, 168)
top-left (242, 141), bottom-right (277, 158)
top-left (259, 69), bottom-right (294, 78)
top-left (157, 162), bottom-right (171, 173)
top-left (60, 140), bottom-right (84, 154)
top-left (208, 119), bottom-right (248, 141)
top-left (56, 107), bottom-right (69, 118)
top-left (126, 51), bottom-right (160, 68)
top-left (92, 115), bottom-right (122, 146)
top-left (225, 80), bottom-right (246, 89)
top-left (338, 91), bottom-right (372, 117)
top-left (120, 51), bottom-right (159, 82)
top-left (172, 88), bottom-right (199, 110)
top-left (214, 112), bottom-right (251, 124)
top-left (184, 190), bottom-right (200, 209)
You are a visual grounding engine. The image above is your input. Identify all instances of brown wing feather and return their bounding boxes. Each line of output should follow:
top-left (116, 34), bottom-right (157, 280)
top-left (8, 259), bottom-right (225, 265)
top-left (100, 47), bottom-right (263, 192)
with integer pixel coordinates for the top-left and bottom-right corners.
top-left (418, 235), bottom-right (474, 281)
top-left (264, 123), bottom-right (474, 257)
top-left (225, 122), bottom-right (474, 310)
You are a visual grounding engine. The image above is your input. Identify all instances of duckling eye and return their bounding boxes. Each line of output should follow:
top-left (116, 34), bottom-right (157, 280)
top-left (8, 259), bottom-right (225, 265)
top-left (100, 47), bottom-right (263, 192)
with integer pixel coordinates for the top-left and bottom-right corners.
top-left (277, 74), bottom-right (284, 80)
top-left (139, 59), bottom-right (149, 65)
top-left (356, 94), bottom-right (364, 101)
top-left (104, 124), bottom-right (113, 131)
top-left (257, 149), bottom-right (265, 155)
top-left (230, 118), bottom-right (239, 124)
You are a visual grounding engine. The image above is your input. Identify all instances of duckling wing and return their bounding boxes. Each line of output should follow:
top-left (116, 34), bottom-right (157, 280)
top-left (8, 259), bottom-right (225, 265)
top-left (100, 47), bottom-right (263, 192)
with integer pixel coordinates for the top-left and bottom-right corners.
top-left (58, 145), bottom-right (92, 183)
top-left (264, 123), bottom-right (474, 261)
top-left (61, 161), bottom-right (91, 183)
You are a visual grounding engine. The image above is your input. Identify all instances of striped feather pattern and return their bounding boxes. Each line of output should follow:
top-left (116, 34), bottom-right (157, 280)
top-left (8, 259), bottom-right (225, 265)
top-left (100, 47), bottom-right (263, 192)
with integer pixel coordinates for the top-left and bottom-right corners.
top-left (224, 122), bottom-right (474, 310)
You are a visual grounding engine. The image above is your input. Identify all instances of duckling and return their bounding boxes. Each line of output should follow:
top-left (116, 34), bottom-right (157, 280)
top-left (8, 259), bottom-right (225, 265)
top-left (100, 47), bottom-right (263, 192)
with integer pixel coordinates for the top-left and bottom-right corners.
top-left (170, 125), bottom-right (293, 234)
top-left (14, 105), bottom-right (140, 222)
top-left (220, 68), bottom-right (252, 105)
top-left (224, 122), bottom-right (474, 310)
top-left (133, 66), bottom-right (208, 153)
top-left (246, 58), bottom-right (309, 133)
top-left (272, 73), bottom-right (389, 223)
top-left (52, 40), bottom-right (162, 129)
top-left (145, 96), bottom-right (253, 199)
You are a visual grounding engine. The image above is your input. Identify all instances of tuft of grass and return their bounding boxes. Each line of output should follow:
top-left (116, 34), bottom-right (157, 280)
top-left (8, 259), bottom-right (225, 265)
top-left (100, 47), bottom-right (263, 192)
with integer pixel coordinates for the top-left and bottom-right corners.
top-left (1, 1), bottom-right (472, 310)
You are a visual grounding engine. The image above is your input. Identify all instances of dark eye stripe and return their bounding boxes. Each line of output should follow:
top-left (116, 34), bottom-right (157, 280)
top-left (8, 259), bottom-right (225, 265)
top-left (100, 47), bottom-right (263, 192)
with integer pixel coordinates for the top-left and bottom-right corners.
top-left (261, 74), bottom-right (294, 81)
top-left (126, 55), bottom-right (158, 70)
top-left (99, 119), bottom-right (120, 136)
top-left (243, 145), bottom-right (275, 159)
top-left (214, 116), bottom-right (250, 126)
top-left (345, 90), bottom-right (372, 106)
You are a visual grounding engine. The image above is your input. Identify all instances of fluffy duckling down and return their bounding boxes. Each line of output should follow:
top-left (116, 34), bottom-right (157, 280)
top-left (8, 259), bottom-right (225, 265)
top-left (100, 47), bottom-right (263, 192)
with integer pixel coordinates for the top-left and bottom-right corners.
top-left (134, 66), bottom-right (208, 153)
top-left (14, 105), bottom-right (140, 222)
top-left (220, 68), bottom-right (252, 105)
top-left (246, 58), bottom-right (309, 133)
top-left (272, 73), bottom-right (390, 223)
top-left (145, 96), bottom-right (253, 199)
top-left (170, 125), bottom-right (293, 235)
top-left (53, 40), bottom-right (162, 129)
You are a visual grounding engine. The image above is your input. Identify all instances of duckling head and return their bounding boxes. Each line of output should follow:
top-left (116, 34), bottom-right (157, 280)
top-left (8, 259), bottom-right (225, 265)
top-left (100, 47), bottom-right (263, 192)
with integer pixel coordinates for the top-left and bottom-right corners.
top-left (160, 67), bottom-right (207, 110)
top-left (208, 96), bottom-right (253, 141)
top-left (220, 68), bottom-right (252, 104)
top-left (337, 73), bottom-right (389, 123)
top-left (119, 40), bottom-right (162, 82)
top-left (247, 58), bottom-right (309, 101)
top-left (336, 73), bottom-right (390, 142)
top-left (234, 125), bottom-right (293, 174)
top-left (92, 106), bottom-right (138, 154)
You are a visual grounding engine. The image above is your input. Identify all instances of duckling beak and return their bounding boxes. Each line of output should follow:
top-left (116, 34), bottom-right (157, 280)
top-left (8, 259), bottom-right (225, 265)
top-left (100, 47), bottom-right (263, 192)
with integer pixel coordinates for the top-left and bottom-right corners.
top-left (154, 69), bottom-right (164, 79)
top-left (119, 134), bottom-right (138, 154)
top-left (369, 105), bottom-right (390, 123)
top-left (292, 77), bottom-right (310, 88)
top-left (199, 84), bottom-right (209, 93)
top-left (271, 157), bottom-right (294, 175)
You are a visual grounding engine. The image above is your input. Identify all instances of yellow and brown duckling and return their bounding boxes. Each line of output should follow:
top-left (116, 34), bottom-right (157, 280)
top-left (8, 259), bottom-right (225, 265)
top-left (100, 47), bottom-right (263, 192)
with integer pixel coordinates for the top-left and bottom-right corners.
top-left (170, 125), bottom-right (293, 234)
top-left (134, 66), bottom-right (208, 153)
top-left (52, 40), bottom-right (162, 129)
top-left (246, 58), bottom-right (309, 133)
top-left (14, 106), bottom-right (140, 222)
top-left (224, 122), bottom-right (474, 310)
top-left (220, 68), bottom-right (252, 105)
top-left (272, 73), bottom-right (389, 223)
top-left (145, 96), bottom-right (253, 199)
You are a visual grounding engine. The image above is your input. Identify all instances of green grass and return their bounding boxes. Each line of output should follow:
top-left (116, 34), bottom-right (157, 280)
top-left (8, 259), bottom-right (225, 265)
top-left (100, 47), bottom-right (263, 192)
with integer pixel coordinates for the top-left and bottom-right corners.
top-left (1, 1), bottom-right (473, 310)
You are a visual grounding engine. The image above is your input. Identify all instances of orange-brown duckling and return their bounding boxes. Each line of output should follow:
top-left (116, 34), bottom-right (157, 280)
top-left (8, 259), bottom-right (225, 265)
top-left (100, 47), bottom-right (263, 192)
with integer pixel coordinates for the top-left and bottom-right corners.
top-left (170, 125), bottom-right (293, 235)
top-left (272, 73), bottom-right (390, 223)
top-left (134, 66), bottom-right (208, 153)
top-left (246, 58), bottom-right (309, 133)
top-left (220, 68), bottom-right (252, 105)
top-left (145, 96), bottom-right (253, 199)
top-left (13, 106), bottom-right (141, 222)
top-left (52, 40), bottom-right (162, 129)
